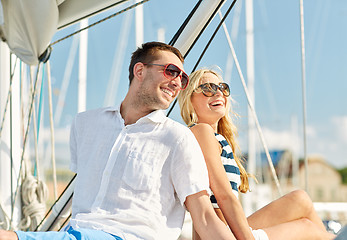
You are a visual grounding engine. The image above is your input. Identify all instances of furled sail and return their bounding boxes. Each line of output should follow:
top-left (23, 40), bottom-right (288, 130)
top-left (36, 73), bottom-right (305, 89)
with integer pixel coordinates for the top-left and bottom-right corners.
top-left (0, 0), bottom-right (59, 65)
top-left (0, 0), bottom-right (128, 65)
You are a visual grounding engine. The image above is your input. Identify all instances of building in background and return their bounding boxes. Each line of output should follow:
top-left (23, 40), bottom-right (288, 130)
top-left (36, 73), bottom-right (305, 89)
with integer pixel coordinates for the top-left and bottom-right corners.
top-left (259, 152), bottom-right (347, 228)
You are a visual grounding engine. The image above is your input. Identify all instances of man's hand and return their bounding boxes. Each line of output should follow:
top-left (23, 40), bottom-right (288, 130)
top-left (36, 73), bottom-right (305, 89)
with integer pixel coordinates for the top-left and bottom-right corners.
top-left (0, 230), bottom-right (19, 240)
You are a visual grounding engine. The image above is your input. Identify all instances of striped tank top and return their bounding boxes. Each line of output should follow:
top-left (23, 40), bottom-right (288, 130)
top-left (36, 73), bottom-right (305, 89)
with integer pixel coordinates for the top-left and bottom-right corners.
top-left (210, 133), bottom-right (241, 208)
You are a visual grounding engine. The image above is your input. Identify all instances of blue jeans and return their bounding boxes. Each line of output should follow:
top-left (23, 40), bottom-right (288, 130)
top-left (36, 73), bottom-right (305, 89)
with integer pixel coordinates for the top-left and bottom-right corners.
top-left (15, 226), bottom-right (123, 240)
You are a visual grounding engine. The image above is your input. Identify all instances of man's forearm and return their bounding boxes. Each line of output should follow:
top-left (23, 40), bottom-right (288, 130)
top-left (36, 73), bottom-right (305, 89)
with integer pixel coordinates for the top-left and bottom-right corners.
top-left (186, 191), bottom-right (236, 240)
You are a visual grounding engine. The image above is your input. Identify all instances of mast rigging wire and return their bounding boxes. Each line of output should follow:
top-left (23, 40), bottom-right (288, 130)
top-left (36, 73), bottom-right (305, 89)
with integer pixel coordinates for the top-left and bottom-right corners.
top-left (46, 61), bottom-right (58, 200)
top-left (0, 57), bottom-right (18, 139)
top-left (166, 0), bottom-right (282, 196)
top-left (58, 213), bottom-right (71, 231)
top-left (183, 0), bottom-right (228, 59)
top-left (19, 66), bottom-right (48, 231)
top-left (218, 10), bottom-right (282, 196)
top-left (10, 54), bottom-right (14, 229)
top-left (0, 57), bottom-right (48, 229)
top-left (11, 64), bottom-right (41, 219)
top-left (30, 67), bottom-right (41, 181)
top-left (50, 0), bottom-right (149, 47)
top-left (35, 174), bottom-right (76, 231)
top-left (58, 0), bottom-right (129, 30)
top-left (167, 0), bottom-right (237, 117)
top-left (168, 0), bottom-right (203, 47)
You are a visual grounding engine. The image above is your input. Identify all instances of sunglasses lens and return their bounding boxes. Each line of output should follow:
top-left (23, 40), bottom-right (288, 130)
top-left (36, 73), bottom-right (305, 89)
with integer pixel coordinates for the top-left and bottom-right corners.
top-left (181, 73), bottom-right (189, 89)
top-left (165, 64), bottom-right (180, 78)
top-left (210, 83), bottom-right (219, 92)
top-left (198, 83), bottom-right (230, 97)
top-left (165, 64), bottom-right (189, 89)
top-left (220, 83), bottom-right (230, 97)
top-left (201, 83), bottom-right (215, 97)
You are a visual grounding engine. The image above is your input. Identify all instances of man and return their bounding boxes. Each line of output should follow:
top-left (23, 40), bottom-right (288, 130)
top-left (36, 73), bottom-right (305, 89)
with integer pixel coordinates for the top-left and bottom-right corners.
top-left (0, 42), bottom-right (235, 240)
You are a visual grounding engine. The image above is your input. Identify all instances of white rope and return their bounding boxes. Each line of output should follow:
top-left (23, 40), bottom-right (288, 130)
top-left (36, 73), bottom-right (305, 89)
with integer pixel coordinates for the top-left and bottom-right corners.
top-left (12, 65), bottom-right (41, 209)
top-left (0, 204), bottom-right (10, 230)
top-left (19, 171), bottom-right (48, 231)
top-left (17, 65), bottom-right (48, 231)
top-left (218, 10), bottom-right (283, 196)
top-left (5, 63), bottom-right (49, 231)
top-left (19, 65), bottom-right (48, 231)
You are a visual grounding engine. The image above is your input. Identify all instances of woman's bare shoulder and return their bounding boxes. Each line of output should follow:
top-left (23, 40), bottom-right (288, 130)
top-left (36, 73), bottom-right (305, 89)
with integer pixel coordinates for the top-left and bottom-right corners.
top-left (190, 123), bottom-right (219, 148)
top-left (190, 123), bottom-right (214, 136)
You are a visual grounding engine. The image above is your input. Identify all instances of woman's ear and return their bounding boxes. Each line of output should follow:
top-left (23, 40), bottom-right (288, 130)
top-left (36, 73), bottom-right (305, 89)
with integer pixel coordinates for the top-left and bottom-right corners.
top-left (133, 62), bottom-right (145, 82)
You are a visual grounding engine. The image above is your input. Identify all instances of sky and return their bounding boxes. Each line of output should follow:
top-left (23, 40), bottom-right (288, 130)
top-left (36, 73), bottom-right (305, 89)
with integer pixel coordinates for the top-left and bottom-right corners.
top-left (41, 0), bottom-right (347, 169)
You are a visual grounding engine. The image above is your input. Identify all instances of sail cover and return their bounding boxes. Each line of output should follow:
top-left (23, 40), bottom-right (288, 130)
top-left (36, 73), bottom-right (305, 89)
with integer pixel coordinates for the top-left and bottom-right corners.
top-left (0, 0), bottom-right (128, 66)
top-left (0, 0), bottom-right (59, 65)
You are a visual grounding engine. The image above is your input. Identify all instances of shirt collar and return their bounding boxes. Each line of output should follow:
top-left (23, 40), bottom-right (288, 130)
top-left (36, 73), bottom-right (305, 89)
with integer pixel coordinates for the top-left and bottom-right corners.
top-left (103, 105), bottom-right (120, 113)
top-left (146, 109), bottom-right (166, 123)
top-left (104, 103), bottom-right (167, 124)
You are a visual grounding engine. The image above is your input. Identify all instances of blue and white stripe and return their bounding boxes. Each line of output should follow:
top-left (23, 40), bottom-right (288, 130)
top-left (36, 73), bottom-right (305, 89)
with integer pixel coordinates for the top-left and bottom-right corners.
top-left (210, 133), bottom-right (241, 208)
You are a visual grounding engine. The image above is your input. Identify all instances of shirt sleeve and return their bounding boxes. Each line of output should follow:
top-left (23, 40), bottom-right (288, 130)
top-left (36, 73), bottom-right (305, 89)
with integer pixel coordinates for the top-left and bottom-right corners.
top-left (171, 129), bottom-right (210, 206)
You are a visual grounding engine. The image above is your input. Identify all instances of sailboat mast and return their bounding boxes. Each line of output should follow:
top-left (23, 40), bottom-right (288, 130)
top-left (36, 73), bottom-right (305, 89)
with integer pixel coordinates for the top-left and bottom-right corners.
top-left (244, 0), bottom-right (256, 217)
top-left (0, 42), bottom-right (22, 229)
top-left (135, 0), bottom-right (144, 47)
top-left (78, 19), bottom-right (88, 113)
top-left (157, 28), bottom-right (165, 43)
top-left (299, 0), bottom-right (309, 192)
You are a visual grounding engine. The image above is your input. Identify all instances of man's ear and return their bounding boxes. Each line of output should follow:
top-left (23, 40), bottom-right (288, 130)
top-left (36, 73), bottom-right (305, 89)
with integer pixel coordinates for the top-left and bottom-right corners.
top-left (133, 62), bottom-right (145, 82)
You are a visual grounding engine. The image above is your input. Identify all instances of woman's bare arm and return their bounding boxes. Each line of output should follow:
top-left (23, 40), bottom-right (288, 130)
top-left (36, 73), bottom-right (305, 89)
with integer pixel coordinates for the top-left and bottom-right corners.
top-left (190, 124), bottom-right (255, 240)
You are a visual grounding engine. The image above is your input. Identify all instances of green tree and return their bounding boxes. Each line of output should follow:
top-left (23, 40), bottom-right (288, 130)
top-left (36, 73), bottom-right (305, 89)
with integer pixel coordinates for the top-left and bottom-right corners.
top-left (338, 167), bottom-right (347, 184)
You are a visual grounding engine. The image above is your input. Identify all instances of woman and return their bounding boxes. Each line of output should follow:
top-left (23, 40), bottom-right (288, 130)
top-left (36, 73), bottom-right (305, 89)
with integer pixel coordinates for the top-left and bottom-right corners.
top-left (178, 68), bottom-right (335, 240)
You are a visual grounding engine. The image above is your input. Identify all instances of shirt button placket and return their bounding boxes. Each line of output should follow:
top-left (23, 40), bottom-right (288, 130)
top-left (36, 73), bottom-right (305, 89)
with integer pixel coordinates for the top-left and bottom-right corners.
top-left (91, 127), bottom-right (127, 208)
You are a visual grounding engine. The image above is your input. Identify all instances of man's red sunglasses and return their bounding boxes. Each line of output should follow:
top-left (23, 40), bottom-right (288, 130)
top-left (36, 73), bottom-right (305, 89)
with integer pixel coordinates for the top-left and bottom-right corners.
top-left (143, 63), bottom-right (189, 90)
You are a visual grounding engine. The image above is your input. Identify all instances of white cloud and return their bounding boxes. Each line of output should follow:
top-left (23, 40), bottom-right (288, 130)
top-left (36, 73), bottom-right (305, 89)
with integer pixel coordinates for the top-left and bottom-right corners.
top-left (237, 127), bottom-right (302, 158)
top-left (262, 128), bottom-right (301, 153)
top-left (306, 125), bottom-right (317, 138)
top-left (332, 116), bottom-right (347, 143)
top-left (238, 119), bottom-right (347, 168)
top-left (304, 116), bottom-right (347, 168)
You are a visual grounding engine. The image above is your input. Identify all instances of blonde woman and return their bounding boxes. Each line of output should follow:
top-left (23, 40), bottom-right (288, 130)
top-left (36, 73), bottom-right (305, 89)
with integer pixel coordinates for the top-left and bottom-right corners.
top-left (178, 68), bottom-right (335, 240)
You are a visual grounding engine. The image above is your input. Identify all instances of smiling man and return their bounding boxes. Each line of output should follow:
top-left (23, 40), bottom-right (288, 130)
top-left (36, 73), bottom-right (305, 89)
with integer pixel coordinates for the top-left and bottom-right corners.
top-left (0, 42), bottom-right (235, 240)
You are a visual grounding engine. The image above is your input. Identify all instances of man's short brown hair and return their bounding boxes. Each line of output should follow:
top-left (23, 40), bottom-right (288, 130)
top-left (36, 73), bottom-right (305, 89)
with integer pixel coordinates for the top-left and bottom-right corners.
top-left (128, 42), bottom-right (184, 84)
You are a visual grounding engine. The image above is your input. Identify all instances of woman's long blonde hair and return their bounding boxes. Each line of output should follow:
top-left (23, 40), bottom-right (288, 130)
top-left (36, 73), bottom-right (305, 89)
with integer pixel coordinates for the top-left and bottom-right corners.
top-left (178, 68), bottom-right (250, 193)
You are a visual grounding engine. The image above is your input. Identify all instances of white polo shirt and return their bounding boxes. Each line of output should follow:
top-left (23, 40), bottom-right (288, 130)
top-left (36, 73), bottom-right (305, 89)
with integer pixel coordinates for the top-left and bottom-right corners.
top-left (69, 106), bottom-right (209, 240)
